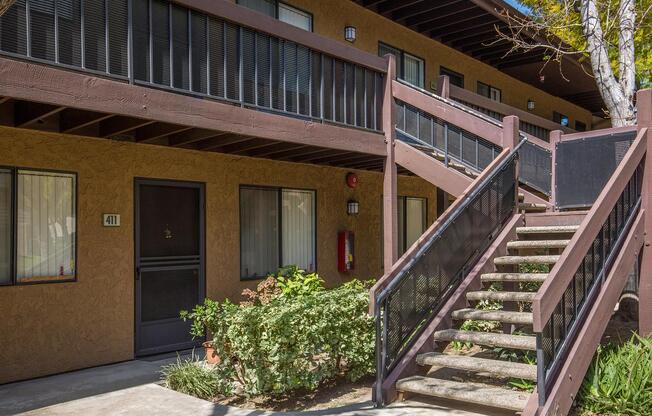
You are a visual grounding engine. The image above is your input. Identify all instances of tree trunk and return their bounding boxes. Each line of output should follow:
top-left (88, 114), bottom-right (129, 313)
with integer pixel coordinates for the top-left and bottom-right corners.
top-left (581, 0), bottom-right (636, 126)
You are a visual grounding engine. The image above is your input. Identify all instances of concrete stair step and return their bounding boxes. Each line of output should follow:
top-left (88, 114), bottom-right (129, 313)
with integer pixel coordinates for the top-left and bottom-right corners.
top-left (519, 202), bottom-right (547, 213)
top-left (451, 308), bottom-right (533, 325)
top-left (481, 272), bottom-right (548, 283)
top-left (516, 225), bottom-right (579, 235)
top-left (466, 290), bottom-right (536, 302)
top-left (507, 239), bottom-right (571, 250)
top-left (433, 329), bottom-right (536, 351)
top-left (396, 376), bottom-right (530, 411)
top-left (494, 254), bottom-right (560, 266)
top-left (416, 352), bottom-right (537, 381)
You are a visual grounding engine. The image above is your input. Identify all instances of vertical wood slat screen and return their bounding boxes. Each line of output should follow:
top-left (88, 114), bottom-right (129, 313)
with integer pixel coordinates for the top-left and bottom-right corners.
top-left (0, 0), bottom-right (383, 131)
top-left (16, 170), bottom-right (76, 281)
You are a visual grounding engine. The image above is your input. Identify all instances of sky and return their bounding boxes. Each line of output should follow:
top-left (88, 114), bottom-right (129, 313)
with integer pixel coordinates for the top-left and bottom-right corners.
top-left (505, 0), bottom-right (532, 14)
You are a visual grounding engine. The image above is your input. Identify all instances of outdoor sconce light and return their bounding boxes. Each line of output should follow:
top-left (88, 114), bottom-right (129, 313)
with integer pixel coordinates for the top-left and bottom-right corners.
top-left (527, 99), bottom-right (536, 111)
top-left (347, 200), bottom-right (360, 215)
top-left (344, 26), bottom-right (357, 43)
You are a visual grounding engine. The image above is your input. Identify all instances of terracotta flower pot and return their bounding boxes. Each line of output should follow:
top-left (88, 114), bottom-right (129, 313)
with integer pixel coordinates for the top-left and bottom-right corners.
top-left (202, 341), bottom-right (220, 364)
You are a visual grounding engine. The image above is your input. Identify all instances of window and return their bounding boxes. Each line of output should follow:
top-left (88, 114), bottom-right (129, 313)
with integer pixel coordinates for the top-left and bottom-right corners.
top-left (553, 111), bottom-right (570, 127)
top-left (0, 168), bottom-right (77, 285)
top-left (477, 81), bottom-right (501, 103)
top-left (240, 186), bottom-right (315, 279)
top-left (398, 196), bottom-right (427, 254)
top-left (440, 67), bottom-right (464, 88)
top-left (238, 0), bottom-right (313, 31)
top-left (378, 42), bottom-right (425, 88)
top-left (575, 120), bottom-right (587, 131)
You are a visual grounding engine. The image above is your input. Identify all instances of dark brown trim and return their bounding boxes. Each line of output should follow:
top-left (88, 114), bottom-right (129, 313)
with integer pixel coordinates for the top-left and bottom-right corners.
top-left (0, 57), bottom-right (386, 156)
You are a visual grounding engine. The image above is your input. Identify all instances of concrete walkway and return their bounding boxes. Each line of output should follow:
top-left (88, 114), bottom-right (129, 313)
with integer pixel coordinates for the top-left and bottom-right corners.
top-left (0, 355), bottom-right (510, 416)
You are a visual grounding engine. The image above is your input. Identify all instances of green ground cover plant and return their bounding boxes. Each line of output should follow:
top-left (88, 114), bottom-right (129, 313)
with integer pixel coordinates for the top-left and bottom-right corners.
top-left (577, 333), bottom-right (652, 415)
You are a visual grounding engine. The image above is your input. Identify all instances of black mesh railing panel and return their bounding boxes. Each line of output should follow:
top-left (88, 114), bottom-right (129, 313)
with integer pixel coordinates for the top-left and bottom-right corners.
top-left (519, 140), bottom-right (552, 195)
top-left (556, 131), bottom-right (637, 209)
top-left (537, 161), bottom-right (643, 404)
top-left (58, 0), bottom-right (82, 67)
top-left (190, 12), bottom-right (207, 94)
top-left (377, 154), bottom-right (517, 376)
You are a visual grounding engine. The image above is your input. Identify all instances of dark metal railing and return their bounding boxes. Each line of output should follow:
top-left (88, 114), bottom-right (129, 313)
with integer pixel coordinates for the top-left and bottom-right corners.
top-left (555, 130), bottom-right (638, 209)
top-left (536, 160), bottom-right (643, 405)
top-left (0, 0), bottom-right (384, 132)
top-left (394, 90), bottom-right (552, 196)
top-left (374, 144), bottom-right (521, 406)
top-left (394, 99), bottom-right (501, 172)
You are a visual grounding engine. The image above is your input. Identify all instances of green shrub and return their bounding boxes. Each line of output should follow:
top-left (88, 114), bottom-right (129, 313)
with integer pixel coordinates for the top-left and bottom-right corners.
top-left (161, 354), bottom-right (233, 399)
top-left (578, 333), bottom-right (652, 415)
top-left (177, 268), bottom-right (375, 398)
top-left (274, 265), bottom-right (325, 298)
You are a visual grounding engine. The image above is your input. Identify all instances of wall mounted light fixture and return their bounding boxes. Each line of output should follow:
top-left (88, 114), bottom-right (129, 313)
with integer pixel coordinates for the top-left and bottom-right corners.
top-left (347, 200), bottom-right (359, 215)
top-left (344, 26), bottom-right (356, 43)
top-left (527, 99), bottom-right (536, 111)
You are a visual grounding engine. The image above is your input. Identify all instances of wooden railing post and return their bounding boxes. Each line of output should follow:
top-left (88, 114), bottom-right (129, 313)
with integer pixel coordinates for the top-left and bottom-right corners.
top-left (637, 88), bottom-right (652, 335)
top-left (437, 75), bottom-right (450, 99)
top-left (383, 54), bottom-right (398, 272)
top-left (549, 130), bottom-right (563, 210)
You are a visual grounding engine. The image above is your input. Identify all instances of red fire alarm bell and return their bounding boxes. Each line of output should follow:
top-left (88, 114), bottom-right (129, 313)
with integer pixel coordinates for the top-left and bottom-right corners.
top-left (346, 172), bottom-right (358, 188)
top-left (338, 231), bottom-right (355, 272)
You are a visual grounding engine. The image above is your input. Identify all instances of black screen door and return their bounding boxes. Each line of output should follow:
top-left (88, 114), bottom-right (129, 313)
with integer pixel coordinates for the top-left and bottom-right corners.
top-left (135, 179), bottom-right (205, 356)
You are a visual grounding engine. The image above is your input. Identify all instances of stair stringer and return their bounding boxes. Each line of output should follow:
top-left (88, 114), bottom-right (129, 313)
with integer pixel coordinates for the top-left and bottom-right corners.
top-left (394, 140), bottom-right (550, 207)
top-left (522, 210), bottom-right (645, 416)
top-left (378, 212), bottom-right (526, 404)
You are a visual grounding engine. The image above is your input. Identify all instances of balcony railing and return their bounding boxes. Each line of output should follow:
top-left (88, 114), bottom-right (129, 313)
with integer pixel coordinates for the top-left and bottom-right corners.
top-left (0, 0), bottom-right (385, 132)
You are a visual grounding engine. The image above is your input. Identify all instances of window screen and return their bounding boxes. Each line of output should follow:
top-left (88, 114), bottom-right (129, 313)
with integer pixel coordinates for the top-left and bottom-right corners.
top-left (16, 170), bottom-right (76, 282)
top-left (278, 2), bottom-right (311, 31)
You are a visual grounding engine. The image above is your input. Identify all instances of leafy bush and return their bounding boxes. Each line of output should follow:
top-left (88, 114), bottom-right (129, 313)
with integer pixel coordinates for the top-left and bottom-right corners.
top-left (177, 268), bottom-right (375, 398)
top-left (161, 353), bottom-right (233, 399)
top-left (578, 333), bottom-right (652, 415)
top-left (274, 265), bottom-right (325, 298)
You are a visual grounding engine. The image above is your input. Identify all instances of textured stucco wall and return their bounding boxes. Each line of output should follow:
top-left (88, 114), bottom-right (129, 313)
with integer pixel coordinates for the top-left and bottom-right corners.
top-left (227, 0), bottom-right (593, 129)
top-left (0, 126), bottom-right (436, 384)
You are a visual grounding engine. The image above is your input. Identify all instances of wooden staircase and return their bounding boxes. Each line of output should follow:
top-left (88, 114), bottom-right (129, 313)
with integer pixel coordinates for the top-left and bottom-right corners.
top-left (395, 222), bottom-right (579, 413)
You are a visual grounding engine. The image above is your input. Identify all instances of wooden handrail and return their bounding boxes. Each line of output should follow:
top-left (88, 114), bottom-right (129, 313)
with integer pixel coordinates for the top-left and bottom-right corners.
top-left (532, 128), bottom-right (648, 332)
top-left (449, 84), bottom-right (574, 135)
top-left (172, 0), bottom-right (387, 73)
top-left (392, 80), bottom-right (504, 147)
top-left (369, 147), bottom-right (511, 312)
top-left (560, 125), bottom-right (637, 142)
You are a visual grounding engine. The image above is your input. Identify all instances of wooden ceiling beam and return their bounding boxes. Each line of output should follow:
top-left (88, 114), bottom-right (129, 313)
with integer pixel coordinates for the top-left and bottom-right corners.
top-left (15, 101), bottom-right (65, 128)
top-left (405, 2), bottom-right (478, 29)
top-left (420, 9), bottom-right (488, 34)
top-left (197, 135), bottom-right (253, 151)
top-left (377, 0), bottom-right (422, 16)
top-left (391, 0), bottom-right (463, 23)
top-left (246, 143), bottom-right (308, 158)
top-left (59, 109), bottom-right (113, 133)
top-left (169, 128), bottom-right (223, 147)
top-left (99, 116), bottom-right (155, 138)
top-left (436, 20), bottom-right (498, 41)
top-left (135, 123), bottom-right (192, 143)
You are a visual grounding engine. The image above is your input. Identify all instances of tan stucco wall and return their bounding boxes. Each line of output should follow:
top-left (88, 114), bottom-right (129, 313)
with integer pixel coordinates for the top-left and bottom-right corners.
top-left (0, 126), bottom-right (436, 384)
top-left (229, 0), bottom-right (593, 129)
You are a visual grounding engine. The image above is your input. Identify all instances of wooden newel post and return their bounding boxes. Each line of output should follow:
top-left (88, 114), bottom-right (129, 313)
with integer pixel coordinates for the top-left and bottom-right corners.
top-left (383, 54), bottom-right (398, 272)
top-left (549, 130), bottom-right (563, 211)
top-left (502, 115), bottom-right (520, 204)
top-left (637, 88), bottom-right (652, 336)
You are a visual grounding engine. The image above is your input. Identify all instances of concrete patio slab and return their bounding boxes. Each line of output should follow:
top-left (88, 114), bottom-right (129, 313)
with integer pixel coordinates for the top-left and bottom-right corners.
top-left (0, 355), bottom-right (512, 416)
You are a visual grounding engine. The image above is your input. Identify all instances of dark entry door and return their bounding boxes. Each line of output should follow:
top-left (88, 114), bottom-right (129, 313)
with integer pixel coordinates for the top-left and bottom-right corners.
top-left (135, 179), bottom-right (205, 356)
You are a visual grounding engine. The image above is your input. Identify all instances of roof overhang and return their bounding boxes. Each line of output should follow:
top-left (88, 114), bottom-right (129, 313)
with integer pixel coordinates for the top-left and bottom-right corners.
top-left (352, 0), bottom-right (605, 116)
